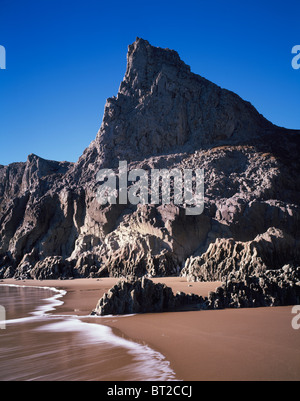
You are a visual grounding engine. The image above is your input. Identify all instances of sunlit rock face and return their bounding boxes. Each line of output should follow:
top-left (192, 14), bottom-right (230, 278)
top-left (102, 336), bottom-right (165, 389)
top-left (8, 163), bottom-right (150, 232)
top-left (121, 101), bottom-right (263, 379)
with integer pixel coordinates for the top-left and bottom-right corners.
top-left (1, 38), bottom-right (300, 280)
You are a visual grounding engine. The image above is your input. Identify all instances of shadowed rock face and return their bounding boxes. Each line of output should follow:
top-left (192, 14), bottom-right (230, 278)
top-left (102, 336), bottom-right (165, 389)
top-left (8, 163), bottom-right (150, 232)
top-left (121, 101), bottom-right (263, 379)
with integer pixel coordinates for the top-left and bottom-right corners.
top-left (92, 277), bottom-right (206, 316)
top-left (72, 38), bottom-right (276, 177)
top-left (1, 37), bottom-right (300, 280)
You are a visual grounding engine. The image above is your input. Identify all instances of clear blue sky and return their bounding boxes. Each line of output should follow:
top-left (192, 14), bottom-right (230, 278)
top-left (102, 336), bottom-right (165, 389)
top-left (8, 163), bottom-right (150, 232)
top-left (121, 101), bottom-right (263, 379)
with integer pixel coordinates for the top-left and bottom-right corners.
top-left (0, 0), bottom-right (299, 165)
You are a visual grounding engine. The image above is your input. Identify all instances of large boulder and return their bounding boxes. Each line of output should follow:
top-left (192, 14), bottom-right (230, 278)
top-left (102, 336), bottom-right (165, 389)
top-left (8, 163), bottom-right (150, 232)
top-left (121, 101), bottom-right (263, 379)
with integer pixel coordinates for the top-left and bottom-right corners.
top-left (92, 277), bottom-right (206, 316)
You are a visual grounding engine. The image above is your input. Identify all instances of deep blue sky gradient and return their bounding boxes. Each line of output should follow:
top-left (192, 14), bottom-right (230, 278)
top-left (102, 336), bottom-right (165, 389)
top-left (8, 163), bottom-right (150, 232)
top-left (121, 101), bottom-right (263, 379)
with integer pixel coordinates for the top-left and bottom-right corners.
top-left (0, 0), bottom-right (299, 165)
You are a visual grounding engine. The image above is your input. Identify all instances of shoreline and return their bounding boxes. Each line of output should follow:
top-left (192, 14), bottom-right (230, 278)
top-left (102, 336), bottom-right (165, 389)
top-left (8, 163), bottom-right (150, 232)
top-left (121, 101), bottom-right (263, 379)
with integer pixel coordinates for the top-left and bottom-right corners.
top-left (0, 280), bottom-right (177, 381)
top-left (0, 277), bottom-right (222, 316)
top-left (1, 277), bottom-right (300, 381)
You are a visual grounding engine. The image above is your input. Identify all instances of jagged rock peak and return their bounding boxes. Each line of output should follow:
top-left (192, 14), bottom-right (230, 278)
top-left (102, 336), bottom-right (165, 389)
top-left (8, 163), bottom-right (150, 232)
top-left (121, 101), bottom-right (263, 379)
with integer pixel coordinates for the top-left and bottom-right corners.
top-left (123, 37), bottom-right (191, 90)
top-left (78, 37), bottom-right (274, 172)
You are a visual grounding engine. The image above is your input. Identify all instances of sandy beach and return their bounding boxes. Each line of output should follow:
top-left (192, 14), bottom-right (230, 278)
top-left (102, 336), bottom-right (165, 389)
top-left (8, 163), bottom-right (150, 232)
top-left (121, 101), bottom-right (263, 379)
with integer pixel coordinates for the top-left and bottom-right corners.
top-left (1, 277), bottom-right (300, 381)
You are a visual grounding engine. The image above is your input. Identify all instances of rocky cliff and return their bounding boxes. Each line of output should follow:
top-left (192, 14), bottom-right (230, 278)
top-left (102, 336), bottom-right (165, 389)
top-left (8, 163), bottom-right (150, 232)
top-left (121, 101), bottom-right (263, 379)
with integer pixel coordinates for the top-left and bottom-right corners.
top-left (1, 37), bottom-right (300, 282)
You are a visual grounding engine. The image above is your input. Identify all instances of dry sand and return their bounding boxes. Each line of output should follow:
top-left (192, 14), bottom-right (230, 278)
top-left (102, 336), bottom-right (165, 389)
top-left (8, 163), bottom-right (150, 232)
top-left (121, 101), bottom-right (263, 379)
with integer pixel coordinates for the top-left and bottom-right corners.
top-left (2, 277), bottom-right (300, 381)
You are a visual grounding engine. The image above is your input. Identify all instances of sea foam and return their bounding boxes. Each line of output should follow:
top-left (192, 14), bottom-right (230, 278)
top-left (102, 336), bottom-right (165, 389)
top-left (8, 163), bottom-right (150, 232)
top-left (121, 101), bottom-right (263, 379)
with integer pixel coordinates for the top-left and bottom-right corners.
top-left (0, 283), bottom-right (177, 381)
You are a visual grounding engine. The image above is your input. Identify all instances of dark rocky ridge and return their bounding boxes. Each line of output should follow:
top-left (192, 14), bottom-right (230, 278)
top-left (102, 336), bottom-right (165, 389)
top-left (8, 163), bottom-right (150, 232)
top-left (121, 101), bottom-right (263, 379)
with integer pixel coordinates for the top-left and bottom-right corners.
top-left (207, 265), bottom-right (300, 309)
top-left (91, 277), bottom-right (207, 316)
top-left (0, 38), bottom-right (300, 288)
top-left (92, 265), bottom-right (300, 316)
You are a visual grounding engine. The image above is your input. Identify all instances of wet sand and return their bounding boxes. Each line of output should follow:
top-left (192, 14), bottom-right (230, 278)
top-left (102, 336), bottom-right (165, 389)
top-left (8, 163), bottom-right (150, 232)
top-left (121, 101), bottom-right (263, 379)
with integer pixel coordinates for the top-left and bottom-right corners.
top-left (2, 277), bottom-right (300, 381)
top-left (102, 307), bottom-right (300, 381)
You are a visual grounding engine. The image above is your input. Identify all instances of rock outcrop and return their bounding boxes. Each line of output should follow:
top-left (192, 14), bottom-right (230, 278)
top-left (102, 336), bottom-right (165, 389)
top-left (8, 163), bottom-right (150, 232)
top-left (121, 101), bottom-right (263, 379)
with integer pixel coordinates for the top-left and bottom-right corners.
top-left (207, 265), bottom-right (300, 309)
top-left (91, 265), bottom-right (300, 316)
top-left (92, 277), bottom-right (206, 316)
top-left (1, 38), bottom-right (300, 283)
top-left (181, 227), bottom-right (300, 282)
top-left (77, 38), bottom-right (274, 172)
top-left (92, 265), bottom-right (300, 316)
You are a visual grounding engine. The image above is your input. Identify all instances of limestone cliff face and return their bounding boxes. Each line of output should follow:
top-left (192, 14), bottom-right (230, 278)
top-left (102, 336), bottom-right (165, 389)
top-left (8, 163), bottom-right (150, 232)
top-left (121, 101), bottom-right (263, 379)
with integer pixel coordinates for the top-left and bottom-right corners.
top-left (1, 38), bottom-right (300, 280)
top-left (73, 38), bottom-right (274, 177)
